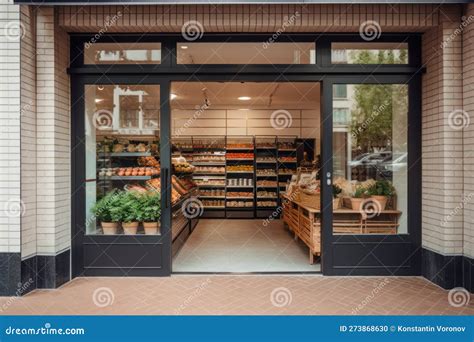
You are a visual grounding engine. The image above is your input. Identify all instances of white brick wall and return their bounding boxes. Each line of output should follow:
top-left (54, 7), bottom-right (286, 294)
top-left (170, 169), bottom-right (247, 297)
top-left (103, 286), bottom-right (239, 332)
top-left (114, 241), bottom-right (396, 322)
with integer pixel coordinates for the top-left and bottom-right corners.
top-left (0, 0), bottom-right (21, 253)
top-left (463, 4), bottom-right (474, 259)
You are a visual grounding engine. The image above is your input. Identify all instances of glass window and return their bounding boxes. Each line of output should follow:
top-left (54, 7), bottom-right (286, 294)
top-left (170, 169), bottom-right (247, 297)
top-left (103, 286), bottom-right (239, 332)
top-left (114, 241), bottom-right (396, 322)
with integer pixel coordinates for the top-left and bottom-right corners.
top-left (84, 43), bottom-right (162, 64)
top-left (331, 42), bottom-right (408, 64)
top-left (84, 84), bottom-right (161, 235)
top-left (333, 84), bottom-right (347, 99)
top-left (177, 42), bottom-right (316, 65)
top-left (332, 84), bottom-right (408, 235)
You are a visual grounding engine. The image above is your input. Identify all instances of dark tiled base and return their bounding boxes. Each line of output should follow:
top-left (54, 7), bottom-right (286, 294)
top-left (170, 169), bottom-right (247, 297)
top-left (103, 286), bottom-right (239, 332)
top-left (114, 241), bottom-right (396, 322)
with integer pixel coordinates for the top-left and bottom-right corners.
top-left (422, 248), bottom-right (473, 292)
top-left (21, 255), bottom-right (37, 295)
top-left (0, 253), bottom-right (21, 296)
top-left (37, 250), bottom-right (70, 289)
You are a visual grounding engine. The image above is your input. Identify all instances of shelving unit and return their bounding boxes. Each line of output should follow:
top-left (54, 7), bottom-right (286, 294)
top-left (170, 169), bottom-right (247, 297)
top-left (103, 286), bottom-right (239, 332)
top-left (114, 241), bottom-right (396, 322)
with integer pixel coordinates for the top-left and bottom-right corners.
top-left (277, 136), bottom-right (299, 205)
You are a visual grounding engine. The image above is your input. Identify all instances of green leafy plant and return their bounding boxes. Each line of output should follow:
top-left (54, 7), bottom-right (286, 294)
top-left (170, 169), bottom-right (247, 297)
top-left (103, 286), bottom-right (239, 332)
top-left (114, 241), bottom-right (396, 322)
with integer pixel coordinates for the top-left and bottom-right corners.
top-left (140, 191), bottom-right (161, 222)
top-left (332, 184), bottom-right (342, 199)
top-left (368, 180), bottom-right (396, 197)
top-left (353, 186), bottom-right (369, 198)
top-left (118, 191), bottom-right (143, 223)
top-left (91, 190), bottom-right (122, 222)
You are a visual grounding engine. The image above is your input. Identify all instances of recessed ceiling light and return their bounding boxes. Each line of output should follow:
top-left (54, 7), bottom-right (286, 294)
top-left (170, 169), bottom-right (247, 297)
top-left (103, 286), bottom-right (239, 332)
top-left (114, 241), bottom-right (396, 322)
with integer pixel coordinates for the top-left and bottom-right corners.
top-left (180, 45), bottom-right (188, 50)
top-left (170, 93), bottom-right (177, 100)
top-left (95, 98), bottom-right (103, 103)
top-left (238, 96), bottom-right (251, 101)
top-left (97, 85), bottom-right (104, 91)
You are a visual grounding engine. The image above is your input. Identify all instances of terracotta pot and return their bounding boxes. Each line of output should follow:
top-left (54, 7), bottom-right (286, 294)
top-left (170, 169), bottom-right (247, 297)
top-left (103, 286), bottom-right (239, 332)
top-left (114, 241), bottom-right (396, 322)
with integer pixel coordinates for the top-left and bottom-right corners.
top-left (143, 222), bottom-right (160, 235)
top-left (101, 222), bottom-right (118, 235)
top-left (350, 197), bottom-right (365, 211)
top-left (333, 197), bottom-right (341, 210)
top-left (122, 222), bottom-right (139, 235)
top-left (371, 195), bottom-right (388, 211)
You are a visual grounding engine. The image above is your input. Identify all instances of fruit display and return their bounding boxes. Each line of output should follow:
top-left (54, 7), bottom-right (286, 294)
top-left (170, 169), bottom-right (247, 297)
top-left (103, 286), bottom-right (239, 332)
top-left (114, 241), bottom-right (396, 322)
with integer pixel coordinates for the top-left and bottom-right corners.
top-left (227, 201), bottom-right (253, 208)
top-left (172, 176), bottom-right (188, 195)
top-left (199, 189), bottom-right (225, 197)
top-left (195, 179), bottom-right (226, 187)
top-left (226, 143), bottom-right (254, 149)
top-left (278, 142), bottom-right (296, 150)
top-left (99, 167), bottom-right (159, 177)
top-left (178, 177), bottom-right (197, 191)
top-left (147, 178), bottom-right (181, 204)
top-left (202, 199), bottom-right (225, 208)
top-left (278, 168), bottom-right (295, 175)
top-left (256, 169), bottom-right (276, 176)
top-left (257, 180), bottom-right (278, 187)
top-left (138, 156), bottom-right (160, 168)
top-left (256, 157), bottom-right (276, 163)
top-left (194, 155), bottom-right (225, 163)
top-left (226, 153), bottom-right (254, 159)
top-left (172, 157), bottom-right (195, 173)
top-left (227, 178), bottom-right (253, 187)
top-left (193, 140), bottom-right (225, 149)
top-left (125, 184), bottom-right (148, 192)
top-left (98, 138), bottom-right (158, 154)
top-left (172, 142), bottom-right (193, 150)
top-left (194, 166), bottom-right (225, 174)
top-left (226, 192), bottom-right (253, 198)
top-left (279, 156), bottom-right (297, 162)
top-left (257, 201), bottom-right (278, 207)
top-left (257, 191), bottom-right (277, 198)
top-left (226, 165), bottom-right (253, 172)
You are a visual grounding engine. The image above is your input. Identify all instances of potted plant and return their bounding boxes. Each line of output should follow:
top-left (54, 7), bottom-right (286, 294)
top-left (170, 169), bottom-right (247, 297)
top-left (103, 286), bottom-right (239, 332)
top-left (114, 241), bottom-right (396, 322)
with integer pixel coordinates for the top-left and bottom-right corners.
top-left (119, 191), bottom-right (142, 235)
top-left (332, 184), bottom-right (342, 210)
top-left (140, 191), bottom-right (161, 235)
top-left (367, 180), bottom-right (395, 211)
top-left (91, 190), bottom-right (122, 235)
top-left (350, 186), bottom-right (369, 211)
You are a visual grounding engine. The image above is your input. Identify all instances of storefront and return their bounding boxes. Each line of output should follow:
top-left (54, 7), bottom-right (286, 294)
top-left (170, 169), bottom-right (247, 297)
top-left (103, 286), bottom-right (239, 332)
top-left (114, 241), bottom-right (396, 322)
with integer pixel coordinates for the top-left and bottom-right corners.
top-left (1, 1), bottom-right (472, 295)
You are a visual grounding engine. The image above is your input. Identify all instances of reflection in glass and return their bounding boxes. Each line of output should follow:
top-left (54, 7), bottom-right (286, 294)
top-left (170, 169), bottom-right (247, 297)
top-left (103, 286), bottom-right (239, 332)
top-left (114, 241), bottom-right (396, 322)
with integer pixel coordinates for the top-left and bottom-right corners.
top-left (84, 43), bottom-right (162, 64)
top-left (332, 84), bottom-right (408, 234)
top-left (331, 42), bottom-right (408, 64)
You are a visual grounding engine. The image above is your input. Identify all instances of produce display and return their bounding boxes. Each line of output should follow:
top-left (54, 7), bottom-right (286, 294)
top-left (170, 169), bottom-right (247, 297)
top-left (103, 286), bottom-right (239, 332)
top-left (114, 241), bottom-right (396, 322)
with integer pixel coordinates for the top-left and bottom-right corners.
top-left (256, 169), bottom-right (276, 176)
top-left (257, 191), bottom-right (277, 198)
top-left (226, 153), bottom-right (254, 159)
top-left (226, 143), bottom-right (254, 149)
top-left (195, 179), bottom-right (226, 187)
top-left (98, 139), bottom-right (158, 154)
top-left (194, 166), bottom-right (225, 174)
top-left (98, 167), bottom-right (159, 177)
top-left (202, 199), bottom-right (225, 208)
top-left (147, 178), bottom-right (181, 204)
top-left (194, 155), bottom-right (225, 163)
top-left (257, 201), bottom-right (278, 207)
top-left (256, 157), bottom-right (276, 163)
top-left (138, 156), bottom-right (160, 168)
top-left (278, 142), bottom-right (296, 150)
top-left (257, 180), bottom-right (278, 187)
top-left (279, 156), bottom-right (297, 162)
top-left (199, 189), bottom-right (225, 197)
top-left (172, 157), bottom-right (195, 173)
top-left (227, 201), bottom-right (253, 208)
top-left (172, 142), bottom-right (193, 150)
top-left (177, 177), bottom-right (197, 191)
top-left (227, 165), bottom-right (254, 172)
top-left (194, 140), bottom-right (225, 149)
top-left (227, 178), bottom-right (253, 187)
top-left (256, 142), bottom-right (276, 148)
top-left (226, 192), bottom-right (253, 198)
top-left (278, 168), bottom-right (295, 175)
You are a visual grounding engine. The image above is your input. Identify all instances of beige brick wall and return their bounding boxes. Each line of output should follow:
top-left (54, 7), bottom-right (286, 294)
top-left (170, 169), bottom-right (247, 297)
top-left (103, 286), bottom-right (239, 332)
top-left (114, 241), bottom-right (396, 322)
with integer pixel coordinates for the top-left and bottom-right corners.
top-left (0, 0), bottom-right (20, 253)
top-left (463, 4), bottom-right (474, 259)
top-left (36, 7), bottom-right (70, 255)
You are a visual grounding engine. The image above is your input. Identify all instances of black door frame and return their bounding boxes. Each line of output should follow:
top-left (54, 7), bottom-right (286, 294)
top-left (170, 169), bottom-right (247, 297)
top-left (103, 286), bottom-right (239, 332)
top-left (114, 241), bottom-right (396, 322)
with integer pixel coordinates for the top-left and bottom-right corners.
top-left (69, 33), bottom-right (423, 277)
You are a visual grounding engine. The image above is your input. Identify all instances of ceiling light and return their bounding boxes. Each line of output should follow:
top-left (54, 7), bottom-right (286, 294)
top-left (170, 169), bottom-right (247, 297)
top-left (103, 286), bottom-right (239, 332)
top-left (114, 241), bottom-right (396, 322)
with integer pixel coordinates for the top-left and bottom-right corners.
top-left (180, 45), bottom-right (188, 50)
top-left (97, 85), bottom-right (104, 91)
top-left (170, 93), bottom-right (177, 100)
top-left (238, 96), bottom-right (251, 101)
top-left (95, 99), bottom-right (103, 103)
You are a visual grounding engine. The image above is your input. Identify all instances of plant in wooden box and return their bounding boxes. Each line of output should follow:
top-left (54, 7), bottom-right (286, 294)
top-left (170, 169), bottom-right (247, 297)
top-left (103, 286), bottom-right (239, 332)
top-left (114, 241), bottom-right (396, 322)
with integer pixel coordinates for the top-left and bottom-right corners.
top-left (350, 186), bottom-right (369, 211)
top-left (140, 191), bottom-right (161, 235)
top-left (91, 190), bottom-right (122, 235)
top-left (367, 180), bottom-right (395, 211)
top-left (119, 191), bottom-right (142, 235)
top-left (332, 184), bottom-right (342, 210)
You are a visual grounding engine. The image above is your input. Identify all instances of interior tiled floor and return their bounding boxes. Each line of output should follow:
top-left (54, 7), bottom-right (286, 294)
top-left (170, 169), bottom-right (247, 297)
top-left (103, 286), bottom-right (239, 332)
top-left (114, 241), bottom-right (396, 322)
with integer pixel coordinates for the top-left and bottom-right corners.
top-left (0, 276), bottom-right (472, 315)
top-left (173, 219), bottom-right (320, 272)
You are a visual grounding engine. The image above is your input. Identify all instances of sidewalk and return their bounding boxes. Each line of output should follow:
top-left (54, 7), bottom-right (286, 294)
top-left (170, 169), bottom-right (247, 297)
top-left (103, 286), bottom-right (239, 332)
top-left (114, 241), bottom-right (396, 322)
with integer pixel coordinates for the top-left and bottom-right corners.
top-left (0, 275), bottom-right (472, 315)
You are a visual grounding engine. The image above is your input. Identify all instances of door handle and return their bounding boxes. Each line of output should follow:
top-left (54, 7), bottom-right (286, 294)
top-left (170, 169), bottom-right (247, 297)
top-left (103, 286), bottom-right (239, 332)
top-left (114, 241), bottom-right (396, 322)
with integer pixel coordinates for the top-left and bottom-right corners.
top-left (326, 172), bottom-right (332, 186)
top-left (164, 168), bottom-right (169, 208)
